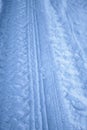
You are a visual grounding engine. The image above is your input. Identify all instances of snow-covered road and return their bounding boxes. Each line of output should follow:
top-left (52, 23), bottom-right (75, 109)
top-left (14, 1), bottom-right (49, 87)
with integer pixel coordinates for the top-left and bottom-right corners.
top-left (0, 0), bottom-right (87, 130)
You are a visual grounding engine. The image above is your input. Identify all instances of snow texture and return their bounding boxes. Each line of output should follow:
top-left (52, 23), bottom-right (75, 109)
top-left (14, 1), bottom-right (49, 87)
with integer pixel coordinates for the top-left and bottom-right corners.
top-left (0, 0), bottom-right (87, 130)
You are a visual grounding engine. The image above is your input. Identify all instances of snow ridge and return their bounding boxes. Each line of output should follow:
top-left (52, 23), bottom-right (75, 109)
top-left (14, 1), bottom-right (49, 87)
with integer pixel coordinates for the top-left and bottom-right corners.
top-left (44, 0), bottom-right (87, 130)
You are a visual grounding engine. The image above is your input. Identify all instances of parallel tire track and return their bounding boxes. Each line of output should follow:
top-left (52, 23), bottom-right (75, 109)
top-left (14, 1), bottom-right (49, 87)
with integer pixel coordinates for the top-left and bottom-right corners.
top-left (33, 0), bottom-right (49, 130)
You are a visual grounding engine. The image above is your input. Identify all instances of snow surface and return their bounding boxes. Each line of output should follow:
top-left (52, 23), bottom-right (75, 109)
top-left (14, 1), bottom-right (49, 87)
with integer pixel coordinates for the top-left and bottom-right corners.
top-left (0, 0), bottom-right (87, 130)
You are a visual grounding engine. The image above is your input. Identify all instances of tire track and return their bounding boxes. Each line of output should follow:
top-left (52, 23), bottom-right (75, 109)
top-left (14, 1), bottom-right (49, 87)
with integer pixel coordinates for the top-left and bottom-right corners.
top-left (33, 0), bottom-right (49, 130)
top-left (30, 0), bottom-right (43, 129)
top-left (36, 0), bottom-right (66, 130)
top-left (27, 0), bottom-right (44, 130)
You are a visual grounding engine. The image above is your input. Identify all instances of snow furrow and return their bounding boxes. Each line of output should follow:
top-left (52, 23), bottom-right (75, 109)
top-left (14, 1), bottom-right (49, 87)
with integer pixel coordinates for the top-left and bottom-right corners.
top-left (33, 1), bottom-right (49, 129)
top-left (31, 0), bottom-right (43, 129)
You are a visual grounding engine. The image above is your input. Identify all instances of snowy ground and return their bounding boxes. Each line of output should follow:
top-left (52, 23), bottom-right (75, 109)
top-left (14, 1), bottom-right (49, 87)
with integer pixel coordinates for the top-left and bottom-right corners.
top-left (0, 0), bottom-right (87, 130)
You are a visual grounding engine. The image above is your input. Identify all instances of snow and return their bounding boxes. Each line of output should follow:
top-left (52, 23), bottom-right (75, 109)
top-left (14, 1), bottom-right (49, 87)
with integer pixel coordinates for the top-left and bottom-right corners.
top-left (0, 0), bottom-right (87, 130)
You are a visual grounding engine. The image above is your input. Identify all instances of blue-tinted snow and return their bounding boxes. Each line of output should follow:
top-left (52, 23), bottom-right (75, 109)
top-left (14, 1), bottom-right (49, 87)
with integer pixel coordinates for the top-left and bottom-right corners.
top-left (0, 0), bottom-right (87, 130)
